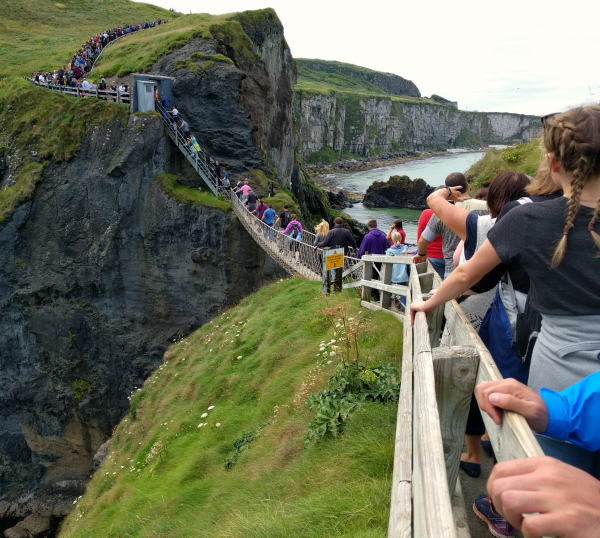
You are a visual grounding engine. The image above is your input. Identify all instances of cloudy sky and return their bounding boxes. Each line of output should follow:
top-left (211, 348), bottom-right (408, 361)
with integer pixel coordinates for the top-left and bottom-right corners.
top-left (136, 0), bottom-right (599, 116)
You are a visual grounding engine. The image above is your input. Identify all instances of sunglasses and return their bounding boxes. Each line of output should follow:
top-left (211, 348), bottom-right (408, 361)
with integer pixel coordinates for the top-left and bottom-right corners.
top-left (541, 112), bottom-right (559, 126)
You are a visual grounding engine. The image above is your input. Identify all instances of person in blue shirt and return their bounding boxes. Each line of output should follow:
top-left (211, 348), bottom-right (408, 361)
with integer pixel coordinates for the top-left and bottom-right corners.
top-left (385, 231), bottom-right (410, 310)
top-left (261, 204), bottom-right (276, 241)
top-left (476, 373), bottom-right (600, 454)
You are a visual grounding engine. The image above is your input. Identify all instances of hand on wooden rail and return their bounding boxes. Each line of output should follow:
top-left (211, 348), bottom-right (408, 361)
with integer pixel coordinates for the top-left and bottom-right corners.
top-left (476, 379), bottom-right (549, 434)
top-left (488, 456), bottom-right (600, 538)
top-left (409, 299), bottom-right (433, 325)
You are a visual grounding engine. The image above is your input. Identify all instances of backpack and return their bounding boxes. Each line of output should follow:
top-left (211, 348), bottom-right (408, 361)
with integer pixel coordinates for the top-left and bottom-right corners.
top-left (288, 222), bottom-right (300, 239)
top-left (508, 196), bottom-right (541, 363)
top-left (281, 210), bottom-right (291, 228)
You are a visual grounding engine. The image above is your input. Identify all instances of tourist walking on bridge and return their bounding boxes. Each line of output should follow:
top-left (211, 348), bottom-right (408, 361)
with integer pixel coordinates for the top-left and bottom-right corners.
top-left (316, 217), bottom-right (357, 254)
top-left (281, 214), bottom-right (302, 262)
top-left (274, 204), bottom-right (292, 230)
top-left (262, 204), bottom-right (276, 241)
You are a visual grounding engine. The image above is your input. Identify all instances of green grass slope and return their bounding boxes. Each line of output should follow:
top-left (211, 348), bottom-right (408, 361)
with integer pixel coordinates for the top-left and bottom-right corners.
top-left (0, 0), bottom-right (173, 79)
top-left (295, 58), bottom-right (438, 105)
top-left (466, 138), bottom-right (545, 191)
top-left (59, 279), bottom-right (403, 537)
top-left (0, 78), bottom-right (129, 222)
top-left (89, 8), bottom-right (281, 79)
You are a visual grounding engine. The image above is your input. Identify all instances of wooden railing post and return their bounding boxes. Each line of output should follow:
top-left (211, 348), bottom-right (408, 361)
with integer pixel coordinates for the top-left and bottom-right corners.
top-left (432, 345), bottom-right (479, 495)
top-left (380, 261), bottom-right (392, 309)
top-left (361, 260), bottom-right (373, 301)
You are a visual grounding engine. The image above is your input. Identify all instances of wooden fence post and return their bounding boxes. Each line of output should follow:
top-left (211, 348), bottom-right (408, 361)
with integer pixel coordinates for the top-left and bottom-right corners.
top-left (361, 260), bottom-right (373, 302)
top-left (380, 261), bottom-right (392, 309)
top-left (432, 345), bottom-right (479, 495)
top-left (322, 255), bottom-right (330, 296)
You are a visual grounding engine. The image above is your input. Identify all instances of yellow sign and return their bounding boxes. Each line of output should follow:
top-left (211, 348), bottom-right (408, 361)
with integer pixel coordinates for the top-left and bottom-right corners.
top-left (325, 249), bottom-right (344, 270)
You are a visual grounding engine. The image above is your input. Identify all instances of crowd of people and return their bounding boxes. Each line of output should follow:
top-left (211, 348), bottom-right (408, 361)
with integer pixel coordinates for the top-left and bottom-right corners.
top-left (407, 106), bottom-right (600, 538)
top-left (30, 20), bottom-right (167, 92)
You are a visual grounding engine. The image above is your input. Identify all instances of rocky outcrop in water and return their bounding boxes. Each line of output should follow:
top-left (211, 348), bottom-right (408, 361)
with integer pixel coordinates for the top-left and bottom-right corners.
top-left (295, 93), bottom-right (542, 161)
top-left (362, 175), bottom-right (434, 210)
top-left (0, 114), bottom-right (283, 529)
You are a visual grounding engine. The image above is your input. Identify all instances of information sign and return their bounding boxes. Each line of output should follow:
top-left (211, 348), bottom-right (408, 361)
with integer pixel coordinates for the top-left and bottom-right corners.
top-left (324, 248), bottom-right (344, 270)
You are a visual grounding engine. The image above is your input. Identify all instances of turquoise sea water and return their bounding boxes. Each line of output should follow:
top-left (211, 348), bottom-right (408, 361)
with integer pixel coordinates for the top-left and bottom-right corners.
top-left (324, 152), bottom-right (486, 244)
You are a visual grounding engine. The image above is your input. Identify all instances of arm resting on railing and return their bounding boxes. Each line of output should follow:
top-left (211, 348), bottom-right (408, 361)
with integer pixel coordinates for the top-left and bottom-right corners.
top-left (410, 239), bottom-right (501, 324)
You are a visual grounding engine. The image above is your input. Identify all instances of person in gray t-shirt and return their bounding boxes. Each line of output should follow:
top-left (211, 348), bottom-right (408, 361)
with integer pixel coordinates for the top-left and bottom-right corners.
top-left (417, 198), bottom-right (488, 276)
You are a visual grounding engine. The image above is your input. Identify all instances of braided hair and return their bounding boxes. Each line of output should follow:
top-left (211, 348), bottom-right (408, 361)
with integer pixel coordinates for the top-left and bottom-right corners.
top-left (543, 106), bottom-right (600, 267)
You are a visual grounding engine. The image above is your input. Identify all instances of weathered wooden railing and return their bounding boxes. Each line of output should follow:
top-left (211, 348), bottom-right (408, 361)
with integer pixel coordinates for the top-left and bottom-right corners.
top-left (356, 258), bottom-right (549, 537)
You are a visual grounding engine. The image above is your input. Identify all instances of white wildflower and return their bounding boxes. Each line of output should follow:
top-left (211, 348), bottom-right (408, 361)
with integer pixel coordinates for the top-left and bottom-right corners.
top-left (208, 405), bottom-right (215, 410)
top-left (201, 413), bottom-right (208, 418)
top-left (327, 360), bottom-right (333, 364)
top-left (237, 355), bottom-right (242, 359)
top-left (216, 423), bottom-right (221, 427)
top-left (330, 351), bottom-right (336, 356)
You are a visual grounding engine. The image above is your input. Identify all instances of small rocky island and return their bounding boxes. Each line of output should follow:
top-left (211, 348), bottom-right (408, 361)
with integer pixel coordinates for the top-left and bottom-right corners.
top-left (362, 175), bottom-right (434, 209)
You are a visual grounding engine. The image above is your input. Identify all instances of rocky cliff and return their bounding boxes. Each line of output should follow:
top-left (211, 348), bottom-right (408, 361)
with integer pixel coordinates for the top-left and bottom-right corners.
top-left (0, 113), bottom-right (284, 530)
top-left (295, 92), bottom-right (542, 161)
top-left (144, 10), bottom-right (330, 220)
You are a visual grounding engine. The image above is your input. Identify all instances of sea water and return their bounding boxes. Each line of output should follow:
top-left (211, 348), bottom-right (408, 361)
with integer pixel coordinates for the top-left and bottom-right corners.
top-left (324, 151), bottom-right (486, 244)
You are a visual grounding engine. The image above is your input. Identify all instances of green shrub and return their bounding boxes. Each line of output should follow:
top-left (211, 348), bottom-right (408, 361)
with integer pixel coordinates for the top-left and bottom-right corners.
top-left (72, 380), bottom-right (92, 401)
top-left (307, 146), bottom-right (339, 164)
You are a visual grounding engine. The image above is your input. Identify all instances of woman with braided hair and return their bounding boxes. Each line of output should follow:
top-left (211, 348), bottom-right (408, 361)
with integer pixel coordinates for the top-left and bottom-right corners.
top-left (410, 105), bottom-right (600, 477)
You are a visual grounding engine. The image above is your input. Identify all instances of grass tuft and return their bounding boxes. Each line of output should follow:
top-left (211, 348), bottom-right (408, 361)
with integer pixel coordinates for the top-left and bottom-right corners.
top-left (154, 173), bottom-right (231, 211)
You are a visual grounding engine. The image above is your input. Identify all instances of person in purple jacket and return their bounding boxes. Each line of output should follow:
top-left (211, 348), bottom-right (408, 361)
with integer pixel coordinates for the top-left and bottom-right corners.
top-left (357, 219), bottom-right (387, 258)
top-left (357, 219), bottom-right (388, 302)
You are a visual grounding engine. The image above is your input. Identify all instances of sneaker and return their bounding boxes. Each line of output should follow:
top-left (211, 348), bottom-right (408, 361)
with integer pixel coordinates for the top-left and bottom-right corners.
top-left (473, 494), bottom-right (515, 537)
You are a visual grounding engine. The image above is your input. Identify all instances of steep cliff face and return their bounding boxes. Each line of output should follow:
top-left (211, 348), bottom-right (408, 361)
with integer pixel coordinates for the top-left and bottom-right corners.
top-left (295, 92), bottom-right (542, 160)
top-left (0, 114), bottom-right (281, 522)
top-left (149, 10), bottom-right (297, 186)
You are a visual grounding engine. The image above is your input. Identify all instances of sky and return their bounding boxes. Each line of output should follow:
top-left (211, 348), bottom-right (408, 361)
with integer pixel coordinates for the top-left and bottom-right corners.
top-left (135, 0), bottom-right (600, 116)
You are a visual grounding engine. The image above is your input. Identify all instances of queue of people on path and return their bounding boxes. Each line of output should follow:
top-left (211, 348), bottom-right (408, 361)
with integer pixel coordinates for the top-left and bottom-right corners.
top-left (30, 20), bottom-right (168, 93)
top-left (157, 93), bottom-right (227, 185)
top-left (407, 105), bottom-right (600, 538)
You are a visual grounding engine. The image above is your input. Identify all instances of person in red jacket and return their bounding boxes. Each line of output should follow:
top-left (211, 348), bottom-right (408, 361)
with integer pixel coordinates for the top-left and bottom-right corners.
top-left (417, 208), bottom-right (444, 278)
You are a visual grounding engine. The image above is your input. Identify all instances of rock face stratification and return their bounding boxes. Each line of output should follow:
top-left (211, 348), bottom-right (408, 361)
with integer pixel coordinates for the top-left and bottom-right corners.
top-left (0, 114), bottom-right (282, 524)
top-left (362, 175), bottom-right (434, 210)
top-left (295, 93), bottom-right (542, 161)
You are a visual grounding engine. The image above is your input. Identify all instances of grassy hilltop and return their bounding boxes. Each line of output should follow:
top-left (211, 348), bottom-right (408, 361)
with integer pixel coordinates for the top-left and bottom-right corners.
top-left (296, 58), bottom-right (439, 106)
top-left (59, 279), bottom-right (402, 537)
top-left (0, 0), bottom-right (173, 79)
